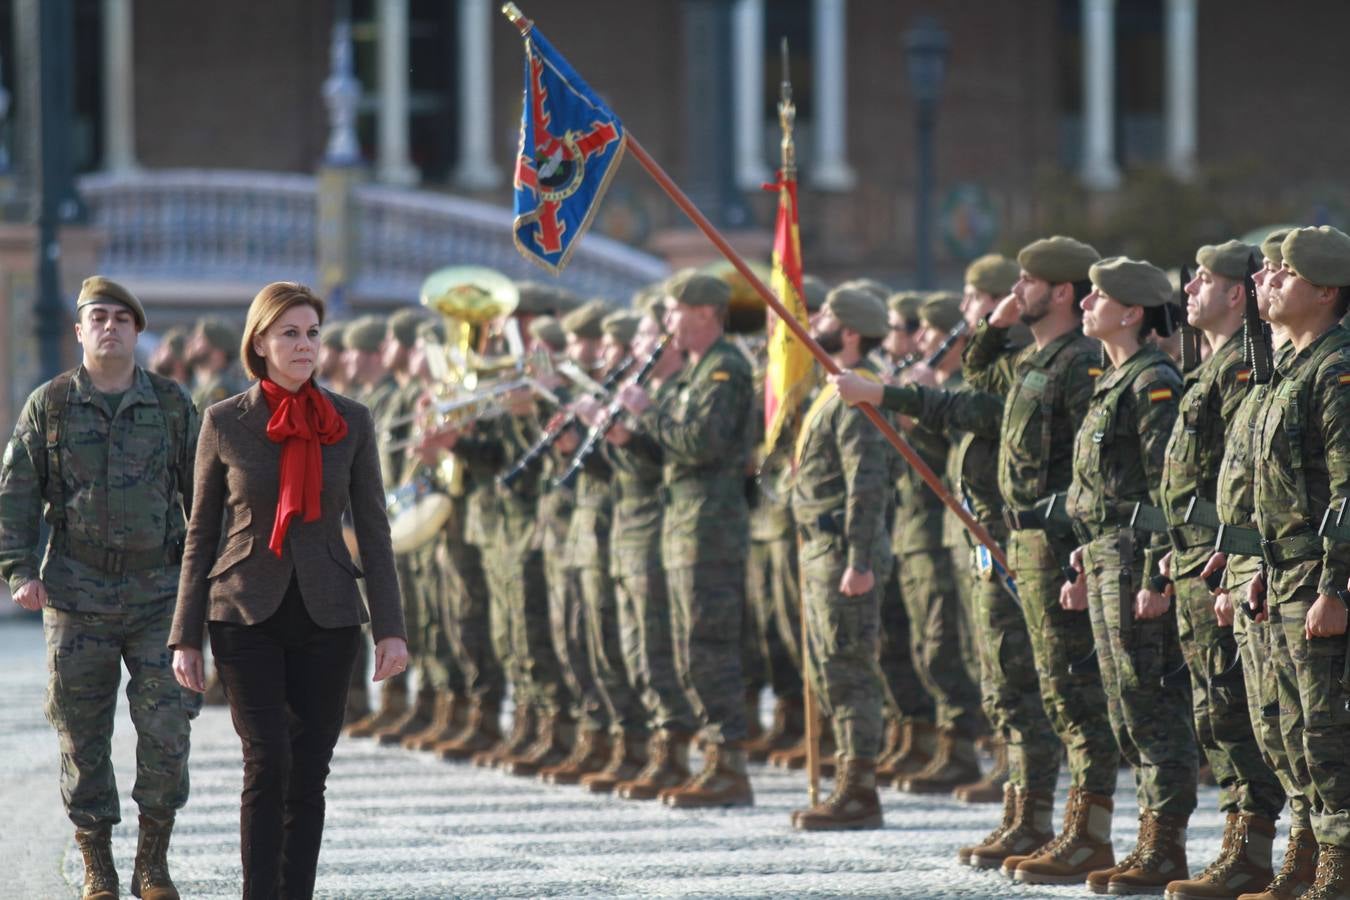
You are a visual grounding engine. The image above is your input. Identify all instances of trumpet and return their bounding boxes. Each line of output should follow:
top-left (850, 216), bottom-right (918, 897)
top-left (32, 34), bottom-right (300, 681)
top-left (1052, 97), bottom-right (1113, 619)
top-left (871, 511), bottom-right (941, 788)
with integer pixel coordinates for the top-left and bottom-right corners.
top-left (383, 378), bottom-right (559, 455)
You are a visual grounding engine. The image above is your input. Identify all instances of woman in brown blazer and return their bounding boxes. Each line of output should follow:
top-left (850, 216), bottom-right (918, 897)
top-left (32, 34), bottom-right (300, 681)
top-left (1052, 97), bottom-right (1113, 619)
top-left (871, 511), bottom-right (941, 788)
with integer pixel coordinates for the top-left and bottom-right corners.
top-left (170, 282), bottom-right (407, 900)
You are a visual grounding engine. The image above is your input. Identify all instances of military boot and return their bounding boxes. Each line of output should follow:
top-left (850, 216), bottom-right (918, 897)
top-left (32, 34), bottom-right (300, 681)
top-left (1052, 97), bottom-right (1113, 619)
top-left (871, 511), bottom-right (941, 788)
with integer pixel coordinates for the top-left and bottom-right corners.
top-left (1166, 812), bottom-right (1274, 900)
top-left (898, 728), bottom-right (981, 794)
top-left (1013, 789), bottom-right (1115, 885)
top-left (952, 738), bottom-right (1009, 803)
top-left (375, 684), bottom-right (437, 745)
top-left (663, 743), bottom-right (754, 809)
top-left (1238, 828), bottom-right (1318, 900)
top-left (539, 727), bottom-right (610, 786)
top-left (1003, 787), bottom-right (1080, 878)
top-left (617, 729), bottom-right (693, 801)
top-left (745, 697), bottom-right (804, 763)
top-left (501, 711), bottom-right (574, 777)
top-left (960, 783), bottom-right (1017, 865)
top-left (75, 825), bottom-right (119, 900)
top-left (768, 710), bottom-right (831, 770)
top-left (404, 691), bottom-right (465, 751)
top-left (1300, 844), bottom-right (1349, 900)
top-left (345, 680), bottom-right (407, 738)
top-left (970, 787), bottom-right (1055, 870)
top-left (437, 700), bottom-right (504, 762)
top-left (472, 703), bottom-right (533, 768)
top-left (879, 721), bottom-right (939, 781)
top-left (580, 730), bottom-right (649, 794)
top-left (791, 757), bottom-right (883, 831)
top-left (1101, 811), bottom-right (1188, 894)
top-left (130, 812), bottom-right (178, 900)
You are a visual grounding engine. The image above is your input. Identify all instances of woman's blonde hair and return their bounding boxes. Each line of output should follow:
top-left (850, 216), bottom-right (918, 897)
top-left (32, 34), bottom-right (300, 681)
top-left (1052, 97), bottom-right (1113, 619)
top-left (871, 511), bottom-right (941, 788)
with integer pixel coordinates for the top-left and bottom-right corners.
top-left (241, 282), bottom-right (326, 380)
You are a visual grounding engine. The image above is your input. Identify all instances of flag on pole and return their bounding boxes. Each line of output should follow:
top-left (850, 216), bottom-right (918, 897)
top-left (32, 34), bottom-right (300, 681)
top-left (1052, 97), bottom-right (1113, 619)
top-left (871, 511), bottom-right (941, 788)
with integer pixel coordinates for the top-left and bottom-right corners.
top-left (762, 173), bottom-right (814, 450)
top-left (510, 19), bottom-right (626, 274)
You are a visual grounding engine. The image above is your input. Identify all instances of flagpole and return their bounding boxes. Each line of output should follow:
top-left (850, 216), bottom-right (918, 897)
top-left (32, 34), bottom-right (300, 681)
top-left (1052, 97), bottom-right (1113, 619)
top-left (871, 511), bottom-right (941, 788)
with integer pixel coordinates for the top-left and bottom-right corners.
top-left (499, 3), bottom-right (1011, 577)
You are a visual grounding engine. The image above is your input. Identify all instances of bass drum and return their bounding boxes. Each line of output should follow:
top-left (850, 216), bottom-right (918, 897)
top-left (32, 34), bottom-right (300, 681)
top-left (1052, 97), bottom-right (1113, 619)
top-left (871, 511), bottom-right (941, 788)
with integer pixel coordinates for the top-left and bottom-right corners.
top-left (387, 477), bottom-right (454, 555)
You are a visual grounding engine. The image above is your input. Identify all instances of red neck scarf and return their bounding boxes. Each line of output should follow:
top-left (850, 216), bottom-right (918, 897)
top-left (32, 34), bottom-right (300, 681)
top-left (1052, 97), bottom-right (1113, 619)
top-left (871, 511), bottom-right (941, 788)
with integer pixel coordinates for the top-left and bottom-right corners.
top-left (259, 379), bottom-right (348, 557)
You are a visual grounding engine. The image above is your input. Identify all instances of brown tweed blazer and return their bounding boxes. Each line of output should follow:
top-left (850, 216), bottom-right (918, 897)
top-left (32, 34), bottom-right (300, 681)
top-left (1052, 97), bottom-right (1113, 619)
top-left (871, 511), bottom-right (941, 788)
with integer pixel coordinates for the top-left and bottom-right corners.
top-left (169, 383), bottom-right (405, 649)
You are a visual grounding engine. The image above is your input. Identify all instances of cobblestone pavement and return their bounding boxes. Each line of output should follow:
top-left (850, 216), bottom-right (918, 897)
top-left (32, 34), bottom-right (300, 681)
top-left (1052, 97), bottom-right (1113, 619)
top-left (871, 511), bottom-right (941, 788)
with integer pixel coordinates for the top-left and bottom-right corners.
top-left (2, 616), bottom-right (1238, 898)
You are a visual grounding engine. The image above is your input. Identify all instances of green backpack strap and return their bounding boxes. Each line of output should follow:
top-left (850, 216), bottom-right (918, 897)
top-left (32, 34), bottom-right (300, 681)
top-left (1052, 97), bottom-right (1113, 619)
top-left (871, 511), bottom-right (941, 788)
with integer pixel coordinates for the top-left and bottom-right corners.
top-left (144, 370), bottom-right (191, 493)
top-left (41, 369), bottom-right (79, 528)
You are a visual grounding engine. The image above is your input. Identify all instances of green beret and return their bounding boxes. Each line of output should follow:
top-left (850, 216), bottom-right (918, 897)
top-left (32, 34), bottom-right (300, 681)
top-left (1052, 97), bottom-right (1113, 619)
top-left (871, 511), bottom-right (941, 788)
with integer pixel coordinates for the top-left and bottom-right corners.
top-left (159, 326), bottom-right (188, 357)
top-left (1196, 240), bottom-right (1256, 281)
top-left (1261, 228), bottom-right (1293, 267)
top-left (196, 317), bottom-right (239, 356)
top-left (1017, 236), bottom-right (1101, 284)
top-left (965, 254), bottom-right (1021, 296)
top-left (77, 276), bottom-right (146, 332)
top-left (800, 275), bottom-right (829, 312)
top-left (836, 277), bottom-right (890, 303)
top-left (1089, 257), bottom-right (1173, 308)
top-left (919, 292), bottom-right (965, 332)
top-left (387, 308), bottom-right (426, 348)
top-left (527, 315), bottom-right (567, 351)
top-left (321, 321), bottom-right (348, 350)
top-left (666, 271), bottom-right (731, 309)
top-left (1281, 226), bottom-right (1350, 288)
top-left (342, 316), bottom-right (386, 353)
top-left (415, 318), bottom-right (446, 344)
top-left (561, 299), bottom-right (609, 338)
top-left (825, 286), bottom-right (888, 338)
top-left (887, 291), bottom-right (925, 322)
top-left (601, 311), bottom-right (641, 345)
top-left (516, 281), bottom-right (559, 316)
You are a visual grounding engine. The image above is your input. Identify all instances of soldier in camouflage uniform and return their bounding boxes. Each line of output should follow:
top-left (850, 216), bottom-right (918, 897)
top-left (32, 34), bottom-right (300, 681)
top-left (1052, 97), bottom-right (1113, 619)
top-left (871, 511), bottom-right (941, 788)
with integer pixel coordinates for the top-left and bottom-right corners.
top-left (316, 323), bottom-right (349, 394)
top-left (1249, 227), bottom-right (1350, 899)
top-left (1157, 242), bottom-right (1285, 900)
top-left (0, 277), bottom-right (199, 900)
top-left (187, 317), bottom-right (250, 412)
top-left (961, 237), bottom-right (1122, 886)
top-left (617, 272), bottom-right (756, 808)
top-left (148, 326), bottom-right (191, 384)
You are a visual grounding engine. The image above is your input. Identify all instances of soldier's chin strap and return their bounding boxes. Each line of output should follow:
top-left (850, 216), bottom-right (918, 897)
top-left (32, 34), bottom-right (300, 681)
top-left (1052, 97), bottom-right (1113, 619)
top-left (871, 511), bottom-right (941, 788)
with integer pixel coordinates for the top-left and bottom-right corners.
top-left (1178, 264), bottom-right (1202, 374)
top-left (1243, 253), bottom-right (1273, 385)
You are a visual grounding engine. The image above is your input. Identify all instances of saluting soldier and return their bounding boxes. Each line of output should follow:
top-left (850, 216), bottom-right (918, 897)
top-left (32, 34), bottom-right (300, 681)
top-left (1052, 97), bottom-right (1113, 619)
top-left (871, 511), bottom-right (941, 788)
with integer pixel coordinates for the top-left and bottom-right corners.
top-left (0, 277), bottom-right (200, 900)
top-left (618, 271), bottom-right (756, 808)
top-left (1249, 226), bottom-right (1350, 899)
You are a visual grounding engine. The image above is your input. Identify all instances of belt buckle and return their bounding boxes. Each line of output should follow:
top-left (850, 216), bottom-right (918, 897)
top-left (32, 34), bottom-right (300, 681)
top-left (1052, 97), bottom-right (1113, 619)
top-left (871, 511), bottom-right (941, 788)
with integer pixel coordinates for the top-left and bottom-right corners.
top-left (104, 548), bottom-right (126, 575)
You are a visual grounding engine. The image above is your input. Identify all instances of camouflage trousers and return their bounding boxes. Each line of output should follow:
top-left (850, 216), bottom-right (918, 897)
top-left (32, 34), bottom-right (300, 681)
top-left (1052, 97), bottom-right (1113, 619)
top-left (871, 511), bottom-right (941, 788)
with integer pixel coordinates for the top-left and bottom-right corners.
top-left (614, 565), bottom-right (697, 733)
top-left (552, 567), bottom-right (607, 730)
top-left (44, 597), bottom-right (201, 828)
top-left (969, 561), bottom-right (1061, 793)
top-left (1008, 529), bottom-right (1119, 796)
top-left (667, 561), bottom-right (749, 745)
top-left (745, 537), bottom-right (803, 701)
top-left (1082, 532), bottom-right (1197, 819)
top-left (488, 547), bottom-right (564, 717)
top-left (898, 548), bottom-right (982, 737)
top-left (579, 563), bottom-right (648, 735)
top-left (399, 542), bottom-right (465, 696)
top-left (439, 531), bottom-right (504, 708)
top-left (1271, 591), bottom-right (1350, 848)
top-left (800, 537), bottom-right (885, 759)
top-left (1174, 574), bottom-right (1283, 818)
top-left (879, 563), bottom-right (934, 723)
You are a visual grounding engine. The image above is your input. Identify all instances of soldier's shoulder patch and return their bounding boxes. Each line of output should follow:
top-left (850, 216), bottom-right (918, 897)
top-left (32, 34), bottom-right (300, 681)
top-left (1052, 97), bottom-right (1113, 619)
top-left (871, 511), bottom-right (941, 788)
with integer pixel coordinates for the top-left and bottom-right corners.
top-left (1338, 373), bottom-right (1350, 386)
top-left (1088, 366), bottom-right (1103, 378)
top-left (1236, 368), bottom-right (1251, 384)
top-left (710, 370), bottom-right (731, 382)
top-left (1148, 387), bottom-right (1174, 404)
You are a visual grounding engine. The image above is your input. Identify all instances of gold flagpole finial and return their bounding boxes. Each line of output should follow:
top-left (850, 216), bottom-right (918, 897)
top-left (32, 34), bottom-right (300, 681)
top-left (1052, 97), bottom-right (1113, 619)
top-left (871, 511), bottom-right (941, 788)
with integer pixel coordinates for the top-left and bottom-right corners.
top-left (778, 37), bottom-right (796, 179)
top-left (501, 3), bottom-right (532, 36)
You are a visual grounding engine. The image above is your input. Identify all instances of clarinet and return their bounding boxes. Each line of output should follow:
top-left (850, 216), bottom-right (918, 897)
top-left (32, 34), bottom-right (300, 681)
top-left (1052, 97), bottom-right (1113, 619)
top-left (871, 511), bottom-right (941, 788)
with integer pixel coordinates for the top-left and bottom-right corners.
top-left (922, 319), bottom-right (970, 368)
top-left (498, 355), bottom-right (636, 489)
top-left (885, 353), bottom-right (918, 379)
top-left (553, 336), bottom-right (670, 490)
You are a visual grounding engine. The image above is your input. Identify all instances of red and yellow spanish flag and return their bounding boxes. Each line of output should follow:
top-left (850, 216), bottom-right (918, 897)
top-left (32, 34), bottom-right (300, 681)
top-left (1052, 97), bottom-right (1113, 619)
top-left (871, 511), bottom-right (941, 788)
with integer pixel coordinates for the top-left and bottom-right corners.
top-left (763, 172), bottom-right (814, 451)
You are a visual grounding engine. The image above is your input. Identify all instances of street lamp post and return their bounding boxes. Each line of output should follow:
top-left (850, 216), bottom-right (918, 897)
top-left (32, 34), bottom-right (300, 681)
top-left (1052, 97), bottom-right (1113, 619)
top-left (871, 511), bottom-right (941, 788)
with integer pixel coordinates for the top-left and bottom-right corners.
top-left (904, 17), bottom-right (948, 290)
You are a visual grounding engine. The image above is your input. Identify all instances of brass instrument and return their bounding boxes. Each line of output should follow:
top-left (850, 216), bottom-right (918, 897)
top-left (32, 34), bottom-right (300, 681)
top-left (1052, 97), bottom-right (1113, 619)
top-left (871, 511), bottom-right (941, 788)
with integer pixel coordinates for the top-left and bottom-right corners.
top-left (382, 377), bottom-right (559, 454)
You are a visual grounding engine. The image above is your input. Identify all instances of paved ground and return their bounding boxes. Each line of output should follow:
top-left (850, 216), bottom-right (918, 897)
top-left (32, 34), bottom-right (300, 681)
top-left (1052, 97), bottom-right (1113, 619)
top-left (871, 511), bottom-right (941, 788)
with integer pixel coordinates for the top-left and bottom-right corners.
top-left (2, 615), bottom-right (1244, 898)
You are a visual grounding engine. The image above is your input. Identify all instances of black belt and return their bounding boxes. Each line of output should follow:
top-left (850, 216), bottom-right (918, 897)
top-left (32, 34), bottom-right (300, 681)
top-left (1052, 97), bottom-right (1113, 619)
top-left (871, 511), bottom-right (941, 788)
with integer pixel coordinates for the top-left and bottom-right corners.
top-left (59, 535), bottom-right (184, 575)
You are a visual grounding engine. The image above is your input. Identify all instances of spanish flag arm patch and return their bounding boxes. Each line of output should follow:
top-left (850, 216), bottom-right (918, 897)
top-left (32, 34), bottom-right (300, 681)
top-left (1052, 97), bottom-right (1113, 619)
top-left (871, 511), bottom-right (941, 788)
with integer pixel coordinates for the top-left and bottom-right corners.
top-left (1338, 373), bottom-right (1350, 386)
top-left (1148, 387), bottom-right (1174, 404)
top-left (1237, 369), bottom-right (1251, 384)
top-left (710, 370), bottom-right (731, 382)
top-left (1088, 367), bottom-right (1103, 378)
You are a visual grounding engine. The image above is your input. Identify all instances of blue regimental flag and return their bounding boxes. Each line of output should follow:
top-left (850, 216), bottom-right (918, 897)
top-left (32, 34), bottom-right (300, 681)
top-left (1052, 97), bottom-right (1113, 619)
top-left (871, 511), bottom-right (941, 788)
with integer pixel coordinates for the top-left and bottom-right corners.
top-left (511, 23), bottom-right (626, 274)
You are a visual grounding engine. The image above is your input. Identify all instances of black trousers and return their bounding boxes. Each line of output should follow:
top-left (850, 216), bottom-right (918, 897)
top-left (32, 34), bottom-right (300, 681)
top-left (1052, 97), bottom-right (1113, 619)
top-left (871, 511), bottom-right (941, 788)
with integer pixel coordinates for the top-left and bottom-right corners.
top-left (210, 576), bottom-right (361, 900)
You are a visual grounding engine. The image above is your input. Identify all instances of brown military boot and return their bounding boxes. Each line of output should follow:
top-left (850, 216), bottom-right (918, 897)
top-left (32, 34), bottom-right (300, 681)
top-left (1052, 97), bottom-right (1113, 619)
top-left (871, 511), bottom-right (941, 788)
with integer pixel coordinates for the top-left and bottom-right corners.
top-left (130, 812), bottom-right (178, 900)
top-left (663, 743), bottom-right (754, 809)
top-left (580, 730), bottom-right (649, 794)
top-left (539, 727), bottom-right (611, 785)
top-left (768, 710), bottom-right (833, 770)
top-left (960, 783), bottom-right (1017, 865)
top-left (345, 680), bottom-right (407, 738)
top-left (437, 700), bottom-right (504, 761)
top-left (970, 787), bottom-right (1056, 870)
top-left (471, 703), bottom-right (532, 768)
top-left (898, 728), bottom-right (982, 794)
top-left (375, 684), bottom-right (437, 745)
top-left (1300, 844), bottom-right (1349, 900)
top-left (1166, 812), bottom-right (1274, 899)
top-left (75, 825), bottom-right (119, 900)
top-left (501, 711), bottom-right (574, 777)
top-left (1013, 789), bottom-right (1115, 885)
top-left (1238, 827), bottom-right (1318, 900)
top-left (403, 691), bottom-right (465, 751)
top-left (791, 757), bottom-right (883, 831)
top-left (745, 698), bottom-right (804, 763)
top-left (1101, 811), bottom-right (1188, 894)
top-left (953, 739), bottom-right (1009, 803)
top-left (880, 721), bottom-right (939, 781)
top-left (1003, 788), bottom-right (1081, 878)
top-left (617, 729), bottom-right (693, 801)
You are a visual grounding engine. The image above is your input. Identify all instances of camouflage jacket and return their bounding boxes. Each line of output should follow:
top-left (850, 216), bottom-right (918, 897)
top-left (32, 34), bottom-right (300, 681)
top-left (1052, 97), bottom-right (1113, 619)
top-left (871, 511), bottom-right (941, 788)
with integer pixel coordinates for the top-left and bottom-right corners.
top-left (1252, 325), bottom-right (1350, 603)
top-left (454, 412), bottom-right (547, 559)
top-left (191, 363), bottom-right (250, 412)
top-left (637, 336), bottom-right (754, 568)
top-left (0, 365), bottom-right (198, 610)
top-left (604, 380), bottom-right (675, 578)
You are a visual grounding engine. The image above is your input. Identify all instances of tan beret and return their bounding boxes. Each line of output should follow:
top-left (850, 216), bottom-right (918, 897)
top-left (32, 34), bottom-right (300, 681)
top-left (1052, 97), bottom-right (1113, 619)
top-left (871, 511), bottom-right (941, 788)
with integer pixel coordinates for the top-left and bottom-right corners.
top-left (1281, 226), bottom-right (1350, 288)
top-left (919, 292), bottom-right (965, 332)
top-left (196, 317), bottom-right (239, 356)
top-left (1089, 257), bottom-right (1173, 308)
top-left (887, 291), bottom-right (925, 322)
top-left (527, 315), bottom-right (566, 351)
top-left (601, 311), bottom-right (641, 346)
top-left (836, 277), bottom-right (890, 303)
top-left (825, 286), bottom-right (888, 338)
top-left (965, 254), bottom-right (1021, 296)
top-left (77, 276), bottom-right (146, 332)
top-left (666, 271), bottom-right (732, 309)
top-left (800, 274), bottom-right (829, 312)
top-left (387, 308), bottom-right (426, 347)
top-left (1017, 236), bottom-right (1101, 284)
top-left (342, 316), bottom-right (386, 353)
top-left (1261, 228), bottom-right (1293, 266)
top-left (515, 282), bottom-right (560, 316)
top-left (561, 299), bottom-right (609, 338)
top-left (1195, 240), bottom-right (1256, 281)
top-left (415, 318), bottom-right (446, 344)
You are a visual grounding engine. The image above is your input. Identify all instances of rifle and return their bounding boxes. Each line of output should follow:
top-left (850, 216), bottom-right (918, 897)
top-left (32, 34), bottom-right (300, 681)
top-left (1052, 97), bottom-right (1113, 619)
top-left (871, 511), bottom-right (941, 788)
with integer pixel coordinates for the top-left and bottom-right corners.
top-left (1178, 263), bottom-right (1202, 374)
top-left (553, 336), bottom-right (670, 490)
top-left (498, 355), bottom-right (636, 489)
top-left (1242, 253), bottom-right (1273, 385)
